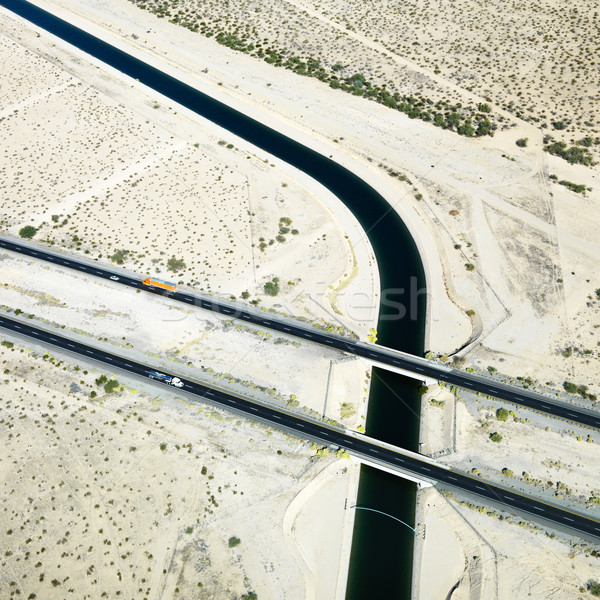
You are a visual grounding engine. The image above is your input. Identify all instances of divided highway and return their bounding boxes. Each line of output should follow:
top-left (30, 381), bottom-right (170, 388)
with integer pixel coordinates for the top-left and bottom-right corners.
top-left (1, 314), bottom-right (600, 541)
top-left (2, 236), bottom-right (600, 432)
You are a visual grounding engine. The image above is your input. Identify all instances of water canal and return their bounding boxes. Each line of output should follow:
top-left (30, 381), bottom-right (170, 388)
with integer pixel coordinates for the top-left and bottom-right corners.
top-left (3, 2), bottom-right (427, 596)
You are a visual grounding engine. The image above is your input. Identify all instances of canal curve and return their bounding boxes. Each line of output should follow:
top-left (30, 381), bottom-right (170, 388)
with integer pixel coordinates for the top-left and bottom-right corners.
top-left (3, 2), bottom-right (426, 597)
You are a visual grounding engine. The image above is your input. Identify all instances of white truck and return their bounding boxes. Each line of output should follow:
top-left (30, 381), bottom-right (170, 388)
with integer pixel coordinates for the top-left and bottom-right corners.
top-left (148, 370), bottom-right (184, 388)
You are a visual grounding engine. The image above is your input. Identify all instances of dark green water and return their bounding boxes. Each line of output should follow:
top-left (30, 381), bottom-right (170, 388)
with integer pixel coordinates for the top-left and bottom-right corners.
top-left (3, 2), bottom-right (427, 596)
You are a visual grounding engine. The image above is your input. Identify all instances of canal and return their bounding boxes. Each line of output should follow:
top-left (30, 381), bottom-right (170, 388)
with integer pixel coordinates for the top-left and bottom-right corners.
top-left (3, 2), bottom-right (426, 596)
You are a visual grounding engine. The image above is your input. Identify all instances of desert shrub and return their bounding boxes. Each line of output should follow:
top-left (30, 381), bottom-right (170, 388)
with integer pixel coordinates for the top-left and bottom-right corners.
top-left (19, 225), bottom-right (37, 239)
top-left (558, 180), bottom-right (587, 194)
top-left (263, 278), bottom-right (280, 296)
top-left (95, 375), bottom-right (108, 386)
top-left (228, 536), bottom-right (241, 548)
top-left (587, 580), bottom-right (600, 597)
top-left (167, 257), bottom-right (186, 272)
top-left (110, 249), bottom-right (129, 264)
top-left (544, 141), bottom-right (596, 166)
top-left (496, 408), bottom-right (509, 421)
top-left (104, 380), bottom-right (119, 394)
top-left (489, 432), bottom-right (503, 443)
top-left (516, 138), bottom-right (528, 147)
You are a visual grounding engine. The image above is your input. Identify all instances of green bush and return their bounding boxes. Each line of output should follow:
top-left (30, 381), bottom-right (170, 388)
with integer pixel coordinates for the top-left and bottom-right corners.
top-left (228, 536), bottom-right (241, 548)
top-left (263, 278), bottom-right (280, 296)
top-left (587, 580), bottom-right (600, 597)
top-left (19, 225), bottom-right (37, 239)
top-left (558, 180), bottom-right (587, 194)
top-left (167, 257), bottom-right (186, 272)
top-left (496, 408), bottom-right (509, 421)
top-left (95, 374), bottom-right (108, 386)
top-left (104, 380), bottom-right (120, 394)
top-left (515, 138), bottom-right (528, 147)
top-left (544, 141), bottom-right (596, 166)
top-left (489, 432), bottom-right (503, 443)
top-left (563, 381), bottom-right (578, 394)
top-left (110, 249), bottom-right (129, 264)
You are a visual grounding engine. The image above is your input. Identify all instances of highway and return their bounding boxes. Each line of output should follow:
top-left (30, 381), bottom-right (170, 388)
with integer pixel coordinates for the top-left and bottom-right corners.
top-left (1, 313), bottom-right (600, 541)
top-left (3, 236), bottom-right (600, 432)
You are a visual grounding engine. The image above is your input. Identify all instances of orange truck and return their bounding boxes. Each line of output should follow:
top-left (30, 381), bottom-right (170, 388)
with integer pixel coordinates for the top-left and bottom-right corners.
top-left (142, 277), bottom-right (177, 292)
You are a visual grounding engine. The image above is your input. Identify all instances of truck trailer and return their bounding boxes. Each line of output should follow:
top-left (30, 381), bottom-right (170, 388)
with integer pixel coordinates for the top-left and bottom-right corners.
top-left (148, 370), bottom-right (184, 388)
top-left (142, 277), bottom-right (177, 292)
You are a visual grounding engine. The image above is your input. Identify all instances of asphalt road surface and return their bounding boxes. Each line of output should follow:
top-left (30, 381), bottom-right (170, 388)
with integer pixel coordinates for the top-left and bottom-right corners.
top-left (1, 313), bottom-right (600, 541)
top-left (3, 237), bottom-right (600, 432)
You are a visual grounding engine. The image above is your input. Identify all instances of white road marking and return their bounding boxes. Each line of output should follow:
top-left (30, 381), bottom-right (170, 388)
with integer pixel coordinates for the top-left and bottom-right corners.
top-left (105, 357), bottom-right (112, 361)
top-left (533, 506), bottom-right (544, 511)
top-left (447, 476), bottom-right (457, 481)
top-left (49, 338), bottom-right (57, 342)
top-left (297, 423), bottom-right (305, 428)
top-left (124, 363), bottom-right (133, 367)
top-left (305, 334), bottom-right (312, 338)
top-left (272, 414), bottom-right (281, 420)
top-left (67, 344), bottom-right (74, 348)
top-left (564, 517), bottom-right (574, 522)
top-left (14, 325), bottom-right (21, 329)
top-left (422, 467), bottom-right (431, 472)
top-left (283, 327), bottom-right (291, 331)
top-left (475, 485), bottom-right (485, 490)
top-left (86, 350), bottom-right (93, 354)
top-left (31, 331), bottom-right (39, 335)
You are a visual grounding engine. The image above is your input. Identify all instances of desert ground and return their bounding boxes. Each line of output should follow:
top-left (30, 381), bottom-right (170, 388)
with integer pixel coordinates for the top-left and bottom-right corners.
top-left (1, 0), bottom-right (600, 597)
top-left (0, 336), bottom-right (361, 599)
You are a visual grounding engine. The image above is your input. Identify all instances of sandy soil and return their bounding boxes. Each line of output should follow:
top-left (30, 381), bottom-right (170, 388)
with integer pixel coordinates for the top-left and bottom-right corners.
top-left (0, 337), bottom-right (356, 599)
top-left (415, 486), bottom-right (600, 600)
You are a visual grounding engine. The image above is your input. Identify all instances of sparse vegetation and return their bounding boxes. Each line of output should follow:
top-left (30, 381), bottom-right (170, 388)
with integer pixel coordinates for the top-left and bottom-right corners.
top-left (263, 277), bottom-right (280, 296)
top-left (228, 536), bottom-right (241, 548)
top-left (557, 180), bottom-right (588, 194)
top-left (167, 256), bottom-right (186, 272)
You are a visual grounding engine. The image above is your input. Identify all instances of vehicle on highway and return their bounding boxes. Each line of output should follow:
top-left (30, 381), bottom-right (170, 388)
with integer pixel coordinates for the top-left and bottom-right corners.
top-left (109, 275), bottom-right (119, 281)
top-left (148, 370), bottom-right (184, 388)
top-left (142, 276), bottom-right (177, 292)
